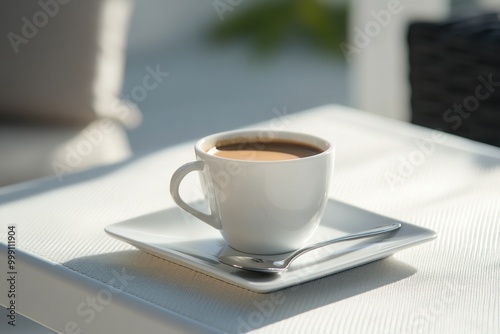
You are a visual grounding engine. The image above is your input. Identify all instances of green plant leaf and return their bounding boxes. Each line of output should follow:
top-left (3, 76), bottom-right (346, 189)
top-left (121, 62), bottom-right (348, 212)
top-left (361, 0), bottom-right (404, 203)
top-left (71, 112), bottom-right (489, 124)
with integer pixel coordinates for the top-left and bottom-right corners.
top-left (209, 0), bottom-right (348, 58)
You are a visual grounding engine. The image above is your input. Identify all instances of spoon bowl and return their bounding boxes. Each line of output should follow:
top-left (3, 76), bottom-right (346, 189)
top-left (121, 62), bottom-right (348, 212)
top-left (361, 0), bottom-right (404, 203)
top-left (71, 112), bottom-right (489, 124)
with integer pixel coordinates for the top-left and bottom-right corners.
top-left (219, 223), bottom-right (401, 273)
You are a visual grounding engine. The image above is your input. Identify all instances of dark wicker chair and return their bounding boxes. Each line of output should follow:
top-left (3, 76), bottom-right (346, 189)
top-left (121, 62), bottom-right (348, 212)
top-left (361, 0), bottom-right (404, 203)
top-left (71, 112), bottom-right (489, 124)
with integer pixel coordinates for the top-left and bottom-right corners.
top-left (408, 13), bottom-right (500, 147)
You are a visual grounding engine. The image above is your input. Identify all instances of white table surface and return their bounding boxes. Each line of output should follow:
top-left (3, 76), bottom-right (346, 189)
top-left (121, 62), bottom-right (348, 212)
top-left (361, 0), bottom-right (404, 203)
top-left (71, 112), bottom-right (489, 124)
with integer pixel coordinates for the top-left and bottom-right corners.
top-left (1, 105), bottom-right (499, 333)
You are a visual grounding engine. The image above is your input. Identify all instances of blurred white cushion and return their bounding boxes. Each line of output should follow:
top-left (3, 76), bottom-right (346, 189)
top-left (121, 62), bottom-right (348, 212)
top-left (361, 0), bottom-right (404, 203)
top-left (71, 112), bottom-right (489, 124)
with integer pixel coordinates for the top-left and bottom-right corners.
top-left (0, 0), bottom-right (140, 186)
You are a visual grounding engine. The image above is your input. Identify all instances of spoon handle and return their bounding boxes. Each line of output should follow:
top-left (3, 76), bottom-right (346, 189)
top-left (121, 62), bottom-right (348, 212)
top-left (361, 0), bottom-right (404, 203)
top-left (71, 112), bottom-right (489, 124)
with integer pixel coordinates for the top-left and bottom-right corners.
top-left (284, 223), bottom-right (401, 266)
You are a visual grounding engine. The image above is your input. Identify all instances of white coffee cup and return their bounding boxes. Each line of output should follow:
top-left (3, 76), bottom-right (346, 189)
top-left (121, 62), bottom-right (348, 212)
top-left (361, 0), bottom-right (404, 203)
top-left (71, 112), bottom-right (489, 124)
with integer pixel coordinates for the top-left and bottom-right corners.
top-left (170, 130), bottom-right (334, 254)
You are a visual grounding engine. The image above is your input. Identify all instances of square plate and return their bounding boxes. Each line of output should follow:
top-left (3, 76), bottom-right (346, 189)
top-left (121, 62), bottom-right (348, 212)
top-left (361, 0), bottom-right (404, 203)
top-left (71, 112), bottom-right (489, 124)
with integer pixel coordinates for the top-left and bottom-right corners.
top-left (105, 199), bottom-right (436, 293)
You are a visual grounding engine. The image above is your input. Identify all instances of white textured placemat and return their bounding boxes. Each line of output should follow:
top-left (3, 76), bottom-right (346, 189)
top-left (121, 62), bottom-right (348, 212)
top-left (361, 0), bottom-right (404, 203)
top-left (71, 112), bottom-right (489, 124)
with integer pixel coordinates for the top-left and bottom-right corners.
top-left (1, 105), bottom-right (499, 333)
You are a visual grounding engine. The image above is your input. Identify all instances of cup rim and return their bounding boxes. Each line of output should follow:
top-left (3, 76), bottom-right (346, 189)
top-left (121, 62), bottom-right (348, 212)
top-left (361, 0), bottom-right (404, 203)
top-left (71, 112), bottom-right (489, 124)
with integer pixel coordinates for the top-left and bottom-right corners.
top-left (194, 129), bottom-right (334, 164)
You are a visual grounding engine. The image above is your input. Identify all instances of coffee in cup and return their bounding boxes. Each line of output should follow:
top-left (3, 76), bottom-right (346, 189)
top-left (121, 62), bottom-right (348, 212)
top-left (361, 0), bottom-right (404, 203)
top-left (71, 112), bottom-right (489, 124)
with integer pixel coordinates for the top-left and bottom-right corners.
top-left (207, 139), bottom-right (323, 161)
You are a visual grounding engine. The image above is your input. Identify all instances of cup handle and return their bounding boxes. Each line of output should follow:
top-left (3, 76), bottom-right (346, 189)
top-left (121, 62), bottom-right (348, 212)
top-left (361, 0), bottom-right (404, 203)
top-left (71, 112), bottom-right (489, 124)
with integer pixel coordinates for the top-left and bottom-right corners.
top-left (170, 160), bottom-right (222, 230)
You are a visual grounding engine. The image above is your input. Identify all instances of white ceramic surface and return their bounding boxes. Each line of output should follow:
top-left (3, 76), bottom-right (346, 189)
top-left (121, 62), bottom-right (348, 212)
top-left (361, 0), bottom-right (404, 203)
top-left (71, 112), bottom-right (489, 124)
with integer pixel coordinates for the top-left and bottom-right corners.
top-left (105, 199), bottom-right (436, 293)
top-left (170, 130), bottom-right (334, 254)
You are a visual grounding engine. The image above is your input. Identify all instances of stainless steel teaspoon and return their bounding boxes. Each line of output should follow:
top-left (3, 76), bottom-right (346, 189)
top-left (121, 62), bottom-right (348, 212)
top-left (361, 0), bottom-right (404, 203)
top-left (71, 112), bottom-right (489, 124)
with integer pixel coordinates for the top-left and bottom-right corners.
top-left (219, 223), bottom-right (401, 273)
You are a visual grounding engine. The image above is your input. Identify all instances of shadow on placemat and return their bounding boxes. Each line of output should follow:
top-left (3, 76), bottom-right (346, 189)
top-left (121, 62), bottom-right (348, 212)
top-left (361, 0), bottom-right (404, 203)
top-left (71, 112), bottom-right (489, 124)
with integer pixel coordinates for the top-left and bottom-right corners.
top-left (64, 249), bottom-right (416, 332)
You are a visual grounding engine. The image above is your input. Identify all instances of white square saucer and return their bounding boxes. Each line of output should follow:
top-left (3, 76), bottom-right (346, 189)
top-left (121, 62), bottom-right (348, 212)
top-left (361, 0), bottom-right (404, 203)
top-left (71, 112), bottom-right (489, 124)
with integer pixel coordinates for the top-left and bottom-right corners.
top-left (105, 199), bottom-right (436, 293)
